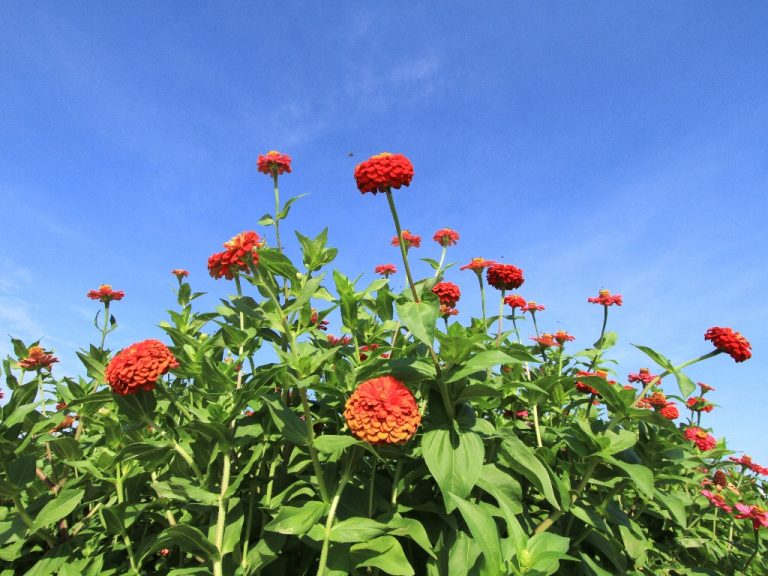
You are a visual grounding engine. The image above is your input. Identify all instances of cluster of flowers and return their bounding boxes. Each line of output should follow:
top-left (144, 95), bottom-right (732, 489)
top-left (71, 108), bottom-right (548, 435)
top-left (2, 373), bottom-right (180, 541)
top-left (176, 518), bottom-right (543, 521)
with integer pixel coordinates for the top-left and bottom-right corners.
top-left (208, 231), bottom-right (263, 280)
top-left (700, 465), bottom-right (768, 530)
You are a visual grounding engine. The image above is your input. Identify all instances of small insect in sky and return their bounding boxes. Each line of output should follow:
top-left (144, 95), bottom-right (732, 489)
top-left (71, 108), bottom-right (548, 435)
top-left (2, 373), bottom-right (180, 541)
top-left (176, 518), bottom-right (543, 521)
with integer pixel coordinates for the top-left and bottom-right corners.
top-left (347, 152), bottom-right (354, 157)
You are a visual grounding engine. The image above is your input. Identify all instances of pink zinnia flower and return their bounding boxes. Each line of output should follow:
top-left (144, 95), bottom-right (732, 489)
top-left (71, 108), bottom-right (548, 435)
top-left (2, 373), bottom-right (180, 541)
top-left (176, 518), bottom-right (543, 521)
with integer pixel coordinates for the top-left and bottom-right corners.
top-left (375, 264), bottom-right (397, 277)
top-left (432, 228), bottom-right (459, 247)
top-left (628, 368), bottom-right (658, 385)
top-left (460, 257), bottom-right (495, 272)
top-left (522, 301), bottom-right (545, 313)
top-left (701, 489), bottom-right (732, 513)
top-left (734, 503), bottom-right (768, 530)
top-left (684, 426), bottom-right (717, 451)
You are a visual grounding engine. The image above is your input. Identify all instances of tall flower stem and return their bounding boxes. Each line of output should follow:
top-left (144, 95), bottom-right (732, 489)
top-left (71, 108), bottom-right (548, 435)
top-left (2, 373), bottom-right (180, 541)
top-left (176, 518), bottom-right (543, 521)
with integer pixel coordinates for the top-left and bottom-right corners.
top-left (511, 313), bottom-right (520, 343)
top-left (495, 289), bottom-right (506, 346)
top-left (534, 350), bottom-right (721, 535)
top-left (742, 528), bottom-right (760, 573)
top-left (530, 310), bottom-right (541, 337)
top-left (587, 305), bottom-right (609, 372)
top-left (234, 275), bottom-right (246, 390)
top-left (532, 404), bottom-right (543, 448)
top-left (115, 462), bottom-right (140, 574)
top-left (433, 246), bottom-right (447, 278)
top-left (99, 302), bottom-right (111, 350)
top-left (316, 449), bottom-right (359, 576)
top-left (385, 191), bottom-right (419, 302)
top-left (272, 172), bottom-right (283, 254)
top-left (212, 452), bottom-right (232, 576)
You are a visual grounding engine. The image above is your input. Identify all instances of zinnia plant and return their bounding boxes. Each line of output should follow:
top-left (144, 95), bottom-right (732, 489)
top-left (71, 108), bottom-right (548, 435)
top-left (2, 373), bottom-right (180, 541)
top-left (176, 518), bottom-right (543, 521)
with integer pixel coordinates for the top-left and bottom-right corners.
top-left (1, 149), bottom-right (764, 576)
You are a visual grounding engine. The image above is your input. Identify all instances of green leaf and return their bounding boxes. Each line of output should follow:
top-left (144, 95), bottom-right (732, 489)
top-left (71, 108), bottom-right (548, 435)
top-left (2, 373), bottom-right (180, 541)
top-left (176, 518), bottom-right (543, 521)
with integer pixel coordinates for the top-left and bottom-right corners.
top-left (31, 489), bottom-right (84, 531)
top-left (498, 431), bottom-right (560, 510)
top-left (276, 194), bottom-right (307, 220)
top-left (632, 344), bottom-right (674, 371)
top-left (351, 536), bottom-right (415, 576)
top-left (113, 389), bottom-right (156, 420)
top-left (386, 516), bottom-right (436, 558)
top-left (526, 532), bottom-right (572, 575)
top-left (396, 299), bottom-right (439, 347)
top-left (654, 489), bottom-right (688, 528)
top-left (263, 395), bottom-right (308, 446)
top-left (422, 428), bottom-right (484, 512)
top-left (314, 435), bottom-right (362, 456)
top-left (163, 524), bottom-right (220, 561)
top-left (605, 456), bottom-right (654, 499)
top-left (7, 455), bottom-right (35, 490)
top-left (445, 350), bottom-right (522, 383)
top-left (334, 270), bottom-right (358, 331)
top-left (448, 495), bottom-right (503, 571)
top-left (331, 518), bottom-right (388, 543)
top-left (264, 501), bottom-right (327, 535)
top-left (672, 369), bottom-right (696, 398)
top-left (447, 531), bottom-right (481, 576)
top-left (597, 429), bottom-right (638, 457)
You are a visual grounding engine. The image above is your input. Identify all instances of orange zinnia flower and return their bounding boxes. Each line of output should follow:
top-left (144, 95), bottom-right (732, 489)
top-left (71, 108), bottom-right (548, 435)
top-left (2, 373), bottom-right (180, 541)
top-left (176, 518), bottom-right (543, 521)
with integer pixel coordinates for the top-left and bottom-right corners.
top-left (588, 289), bottom-right (623, 306)
top-left (704, 326), bottom-right (751, 363)
top-left (344, 376), bottom-right (421, 445)
top-left (87, 284), bottom-right (125, 303)
top-left (208, 231), bottom-right (262, 280)
top-left (171, 269), bottom-right (189, 278)
top-left (19, 346), bottom-right (59, 370)
top-left (354, 153), bottom-right (414, 194)
top-left (391, 230), bottom-right (421, 249)
top-left (105, 339), bottom-right (179, 396)
top-left (432, 228), bottom-right (460, 247)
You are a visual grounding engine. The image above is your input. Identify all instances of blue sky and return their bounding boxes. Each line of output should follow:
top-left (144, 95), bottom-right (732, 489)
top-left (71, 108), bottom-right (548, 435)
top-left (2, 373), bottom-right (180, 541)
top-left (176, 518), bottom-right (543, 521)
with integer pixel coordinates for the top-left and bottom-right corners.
top-left (1, 3), bottom-right (766, 460)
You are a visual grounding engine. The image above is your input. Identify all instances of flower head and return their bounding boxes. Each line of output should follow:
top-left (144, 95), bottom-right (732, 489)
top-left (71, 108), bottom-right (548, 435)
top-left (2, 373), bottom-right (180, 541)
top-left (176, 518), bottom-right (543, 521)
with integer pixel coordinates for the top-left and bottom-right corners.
top-left (87, 284), bottom-right (125, 303)
top-left (734, 503), bottom-right (768, 530)
top-left (659, 402), bottom-right (679, 420)
top-left (105, 339), bottom-right (179, 396)
top-left (344, 376), bottom-right (421, 445)
top-left (486, 263), bottom-right (524, 291)
top-left (432, 281), bottom-right (461, 308)
top-left (588, 289), bottom-right (623, 306)
top-left (684, 426), bottom-right (717, 451)
top-left (327, 335), bottom-right (352, 346)
top-left (687, 396), bottom-right (714, 413)
top-left (310, 309), bottom-right (329, 331)
top-left (257, 150), bottom-right (292, 176)
top-left (460, 257), bottom-right (495, 272)
top-left (171, 269), bottom-right (189, 278)
top-left (532, 334), bottom-right (560, 347)
top-left (713, 470), bottom-right (728, 488)
top-left (18, 346), bottom-right (59, 371)
top-left (553, 330), bottom-right (575, 344)
top-left (358, 343), bottom-right (379, 361)
top-left (432, 228), bottom-right (460, 247)
top-left (646, 391), bottom-right (668, 409)
top-left (699, 382), bottom-right (716, 394)
top-left (628, 367), bottom-right (658, 385)
top-left (701, 489), bottom-right (732, 513)
top-left (729, 455), bottom-right (768, 476)
top-left (504, 295), bottom-right (527, 310)
top-left (704, 327), bottom-right (751, 363)
top-left (354, 153), bottom-right (414, 194)
top-left (522, 301), bottom-right (545, 313)
top-left (391, 230), bottom-right (421, 249)
top-left (375, 264), bottom-right (397, 277)
top-left (575, 370), bottom-right (612, 396)
top-left (440, 304), bottom-right (459, 317)
top-left (208, 231), bottom-right (262, 280)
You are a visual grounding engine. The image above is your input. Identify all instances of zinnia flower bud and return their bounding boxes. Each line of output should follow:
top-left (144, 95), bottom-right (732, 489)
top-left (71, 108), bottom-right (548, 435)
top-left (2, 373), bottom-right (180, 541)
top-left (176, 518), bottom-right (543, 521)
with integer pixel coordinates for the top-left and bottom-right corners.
top-left (105, 339), bottom-right (179, 396)
top-left (344, 376), bottom-right (421, 445)
top-left (354, 153), bottom-right (414, 194)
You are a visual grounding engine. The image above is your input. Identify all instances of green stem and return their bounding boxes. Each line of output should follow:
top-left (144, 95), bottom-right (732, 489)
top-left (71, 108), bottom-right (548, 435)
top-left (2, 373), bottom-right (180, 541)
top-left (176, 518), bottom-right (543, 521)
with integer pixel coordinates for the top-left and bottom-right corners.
top-left (531, 311), bottom-right (540, 337)
top-left (100, 302), bottom-right (111, 350)
top-left (390, 460), bottom-right (404, 507)
top-left (172, 440), bottom-right (203, 478)
top-left (272, 172), bottom-right (283, 254)
top-left (14, 495), bottom-right (57, 547)
top-left (742, 528), bottom-right (760, 573)
top-left (234, 275), bottom-right (246, 390)
top-left (495, 289), bottom-right (506, 346)
top-left (116, 463), bottom-right (140, 574)
top-left (300, 389), bottom-right (330, 504)
top-left (316, 452), bottom-right (358, 576)
top-left (37, 374), bottom-right (46, 417)
top-left (532, 404), bottom-right (543, 448)
top-left (213, 453), bottom-right (232, 576)
top-left (587, 305), bottom-right (609, 372)
top-left (434, 246), bottom-right (446, 278)
top-left (477, 272), bottom-right (488, 331)
top-left (534, 350), bottom-right (722, 535)
top-left (385, 190), bottom-right (419, 302)
top-left (511, 314), bottom-right (520, 343)
top-left (367, 461), bottom-right (376, 517)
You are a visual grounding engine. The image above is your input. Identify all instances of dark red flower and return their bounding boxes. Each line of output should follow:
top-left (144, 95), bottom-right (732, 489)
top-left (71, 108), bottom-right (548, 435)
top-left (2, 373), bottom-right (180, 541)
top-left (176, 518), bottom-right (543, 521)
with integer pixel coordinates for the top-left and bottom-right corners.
top-left (659, 402), bottom-right (679, 420)
top-left (684, 426), bottom-right (717, 451)
top-left (713, 470), bottom-right (728, 488)
top-left (208, 231), bottom-right (262, 280)
top-left (432, 281), bottom-right (461, 308)
top-left (432, 228), bottom-right (460, 247)
top-left (521, 301), bottom-right (545, 313)
top-left (704, 327), bottom-right (751, 362)
top-left (257, 150), bottom-right (292, 176)
top-left (391, 230), bottom-right (421, 249)
top-left (105, 339), bottom-right (179, 396)
top-left (486, 263), bottom-right (524, 291)
top-left (18, 346), bottom-right (59, 371)
top-left (87, 284), bottom-right (125, 303)
top-left (359, 343), bottom-right (380, 361)
top-left (354, 153), bottom-right (414, 194)
top-left (310, 309), bottom-right (329, 331)
top-left (734, 503), bottom-right (768, 530)
top-left (375, 264), bottom-right (397, 277)
top-left (504, 295), bottom-right (526, 310)
top-left (460, 257), bottom-right (495, 272)
top-left (588, 289), bottom-right (623, 306)
top-left (344, 376), bottom-right (421, 445)
top-left (327, 335), bottom-right (352, 346)
top-left (171, 269), bottom-right (189, 278)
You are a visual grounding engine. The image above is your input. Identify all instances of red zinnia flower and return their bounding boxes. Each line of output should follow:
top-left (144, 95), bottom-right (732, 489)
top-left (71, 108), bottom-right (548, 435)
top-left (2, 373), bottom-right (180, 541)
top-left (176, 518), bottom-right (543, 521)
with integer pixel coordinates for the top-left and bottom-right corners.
top-left (588, 289), bottom-right (623, 306)
top-left (532, 334), bottom-right (560, 347)
top-left (734, 503), bottom-right (768, 530)
top-left (460, 257), bottom-right (495, 272)
top-left (354, 153), bottom-right (414, 194)
top-left (208, 231), bottom-right (262, 280)
top-left (575, 370), bottom-right (611, 396)
top-left (699, 382), bottom-right (715, 393)
top-left (628, 367), bottom-right (659, 385)
top-left (684, 426), bottom-right (717, 451)
top-left (440, 304), bottom-right (459, 317)
top-left (171, 269), bottom-right (189, 278)
top-left (713, 470), bottom-right (728, 488)
top-left (729, 455), bottom-right (768, 476)
top-left (522, 301), bottom-right (545, 313)
top-left (701, 489), bottom-right (732, 513)
top-left (375, 264), bottom-right (397, 277)
top-left (553, 330), bottom-right (575, 344)
top-left (391, 230), bottom-right (421, 249)
top-left (359, 343), bottom-right (379, 361)
top-left (344, 376), bottom-right (421, 445)
top-left (257, 150), bottom-right (292, 176)
top-left (704, 327), bottom-right (751, 363)
top-left (432, 228), bottom-right (460, 247)
top-left (687, 396), bottom-right (714, 413)
top-left (105, 339), bottom-right (179, 396)
top-left (18, 346), bottom-right (59, 371)
top-left (486, 263), bottom-right (524, 291)
top-left (646, 391), bottom-right (668, 409)
top-left (87, 284), bottom-right (125, 303)
top-left (432, 281), bottom-right (461, 308)
top-left (504, 295), bottom-right (526, 310)
top-left (659, 402), bottom-right (679, 420)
